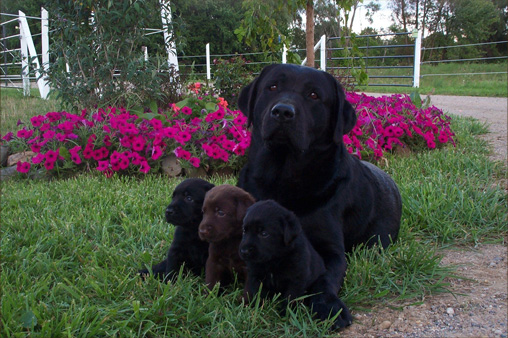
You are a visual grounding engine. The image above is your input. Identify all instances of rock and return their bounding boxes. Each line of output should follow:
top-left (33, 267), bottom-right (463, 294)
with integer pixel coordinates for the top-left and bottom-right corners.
top-left (379, 321), bottom-right (392, 330)
top-left (185, 166), bottom-right (207, 178)
top-left (7, 151), bottom-right (36, 167)
top-left (161, 154), bottom-right (182, 177)
top-left (446, 307), bottom-right (455, 316)
top-left (0, 145), bottom-right (10, 167)
top-left (0, 165), bottom-right (18, 181)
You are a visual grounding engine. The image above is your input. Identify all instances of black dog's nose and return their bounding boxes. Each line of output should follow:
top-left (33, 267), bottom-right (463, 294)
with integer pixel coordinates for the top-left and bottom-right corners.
top-left (271, 103), bottom-right (295, 122)
top-left (166, 206), bottom-right (175, 215)
top-left (239, 246), bottom-right (253, 258)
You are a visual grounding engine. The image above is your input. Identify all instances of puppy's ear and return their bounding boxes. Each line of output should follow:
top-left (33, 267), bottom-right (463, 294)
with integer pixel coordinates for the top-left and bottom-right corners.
top-left (331, 78), bottom-right (357, 144)
top-left (238, 64), bottom-right (278, 127)
top-left (204, 182), bottom-right (215, 192)
top-left (236, 192), bottom-right (256, 223)
top-left (282, 212), bottom-right (301, 246)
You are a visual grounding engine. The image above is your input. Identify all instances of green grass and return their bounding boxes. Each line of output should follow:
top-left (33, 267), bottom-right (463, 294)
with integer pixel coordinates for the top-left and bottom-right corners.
top-left (356, 62), bottom-right (508, 97)
top-left (1, 88), bottom-right (61, 136)
top-left (1, 107), bottom-right (507, 336)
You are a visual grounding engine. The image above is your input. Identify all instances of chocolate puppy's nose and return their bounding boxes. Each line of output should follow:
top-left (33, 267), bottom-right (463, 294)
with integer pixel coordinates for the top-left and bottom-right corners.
top-left (271, 103), bottom-right (295, 122)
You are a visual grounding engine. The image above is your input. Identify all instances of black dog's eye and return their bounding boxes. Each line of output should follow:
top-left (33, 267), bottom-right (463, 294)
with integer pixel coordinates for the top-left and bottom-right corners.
top-left (260, 231), bottom-right (269, 238)
top-left (309, 92), bottom-right (319, 100)
top-left (269, 84), bottom-right (277, 91)
top-left (185, 195), bottom-right (193, 202)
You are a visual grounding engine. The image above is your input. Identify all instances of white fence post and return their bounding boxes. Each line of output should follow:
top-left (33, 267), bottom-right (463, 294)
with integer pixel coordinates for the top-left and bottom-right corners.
top-left (413, 29), bottom-right (422, 88)
top-left (19, 19), bottom-right (30, 97)
top-left (206, 43), bottom-right (211, 80)
top-left (301, 34), bottom-right (327, 69)
top-left (160, 2), bottom-right (179, 71)
top-left (282, 44), bottom-right (287, 64)
top-left (18, 10), bottom-right (49, 99)
top-left (41, 7), bottom-right (50, 99)
top-left (320, 34), bottom-right (326, 71)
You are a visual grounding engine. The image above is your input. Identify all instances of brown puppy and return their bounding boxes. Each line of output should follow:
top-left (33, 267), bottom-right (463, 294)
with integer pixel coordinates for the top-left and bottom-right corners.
top-left (198, 185), bottom-right (255, 290)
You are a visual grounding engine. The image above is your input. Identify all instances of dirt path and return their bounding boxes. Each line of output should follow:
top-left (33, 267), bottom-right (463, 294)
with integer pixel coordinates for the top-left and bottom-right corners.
top-left (343, 94), bottom-right (508, 337)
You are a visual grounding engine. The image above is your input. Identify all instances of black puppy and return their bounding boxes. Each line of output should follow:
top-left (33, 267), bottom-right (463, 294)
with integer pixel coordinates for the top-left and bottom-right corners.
top-left (140, 178), bottom-right (214, 281)
top-left (239, 200), bottom-right (325, 308)
top-left (237, 64), bottom-right (402, 328)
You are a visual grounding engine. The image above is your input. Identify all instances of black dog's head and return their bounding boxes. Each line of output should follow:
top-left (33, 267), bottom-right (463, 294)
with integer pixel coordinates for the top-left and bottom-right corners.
top-left (238, 64), bottom-right (356, 153)
top-left (165, 178), bottom-right (214, 228)
top-left (239, 200), bottom-right (302, 263)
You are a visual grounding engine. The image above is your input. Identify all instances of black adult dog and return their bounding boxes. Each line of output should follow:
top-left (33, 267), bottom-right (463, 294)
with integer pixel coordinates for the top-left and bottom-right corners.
top-left (139, 178), bottom-right (214, 281)
top-left (237, 64), bottom-right (402, 328)
top-left (239, 200), bottom-right (325, 308)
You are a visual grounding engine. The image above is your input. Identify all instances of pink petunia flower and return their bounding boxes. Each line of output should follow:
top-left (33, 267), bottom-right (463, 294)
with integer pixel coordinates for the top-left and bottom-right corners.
top-left (189, 157), bottom-right (200, 168)
top-left (16, 161), bottom-right (31, 173)
top-left (139, 161), bottom-right (150, 173)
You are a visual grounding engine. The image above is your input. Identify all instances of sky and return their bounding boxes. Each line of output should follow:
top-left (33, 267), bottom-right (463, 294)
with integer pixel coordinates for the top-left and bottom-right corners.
top-left (351, 0), bottom-right (394, 34)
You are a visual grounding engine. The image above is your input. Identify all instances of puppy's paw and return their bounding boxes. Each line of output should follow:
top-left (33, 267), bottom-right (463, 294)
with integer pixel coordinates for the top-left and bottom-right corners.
top-left (138, 268), bottom-right (150, 281)
top-left (311, 298), bottom-right (352, 330)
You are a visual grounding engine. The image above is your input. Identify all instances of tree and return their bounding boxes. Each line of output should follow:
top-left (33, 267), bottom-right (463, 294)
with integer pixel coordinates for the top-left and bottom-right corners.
top-left (171, 0), bottom-right (247, 57)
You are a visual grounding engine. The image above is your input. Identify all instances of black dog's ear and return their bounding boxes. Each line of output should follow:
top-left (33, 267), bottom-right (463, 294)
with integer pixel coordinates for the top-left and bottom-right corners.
top-left (238, 64), bottom-right (278, 127)
top-left (282, 212), bottom-right (301, 246)
top-left (332, 78), bottom-right (357, 144)
top-left (204, 182), bottom-right (215, 192)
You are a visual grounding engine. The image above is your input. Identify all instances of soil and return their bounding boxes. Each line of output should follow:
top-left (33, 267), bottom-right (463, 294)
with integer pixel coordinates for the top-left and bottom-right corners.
top-left (342, 94), bottom-right (508, 337)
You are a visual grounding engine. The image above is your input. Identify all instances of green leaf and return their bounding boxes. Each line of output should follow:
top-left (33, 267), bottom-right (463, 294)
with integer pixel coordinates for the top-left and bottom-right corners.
top-left (205, 102), bottom-right (218, 112)
top-left (175, 98), bottom-right (190, 109)
top-left (59, 146), bottom-right (71, 161)
top-left (20, 310), bottom-right (37, 328)
top-left (410, 92), bottom-right (422, 108)
top-left (148, 101), bottom-right (158, 114)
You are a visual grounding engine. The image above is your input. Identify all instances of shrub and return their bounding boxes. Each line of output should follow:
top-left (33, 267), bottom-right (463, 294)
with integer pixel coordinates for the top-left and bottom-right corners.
top-left (212, 56), bottom-right (253, 109)
top-left (44, 0), bottom-right (182, 110)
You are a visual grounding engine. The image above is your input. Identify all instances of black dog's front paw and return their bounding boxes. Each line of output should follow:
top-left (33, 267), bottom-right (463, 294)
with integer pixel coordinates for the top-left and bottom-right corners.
top-left (311, 297), bottom-right (353, 330)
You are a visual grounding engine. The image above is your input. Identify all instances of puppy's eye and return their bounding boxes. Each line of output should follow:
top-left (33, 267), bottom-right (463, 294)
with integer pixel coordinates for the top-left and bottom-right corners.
top-left (269, 84), bottom-right (277, 91)
top-left (309, 92), bottom-right (319, 100)
top-left (217, 210), bottom-right (225, 217)
top-left (185, 195), bottom-right (193, 202)
top-left (260, 231), bottom-right (269, 238)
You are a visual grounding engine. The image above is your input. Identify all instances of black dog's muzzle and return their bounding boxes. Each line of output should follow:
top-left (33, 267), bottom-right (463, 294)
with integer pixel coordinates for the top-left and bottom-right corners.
top-left (270, 103), bottom-right (295, 123)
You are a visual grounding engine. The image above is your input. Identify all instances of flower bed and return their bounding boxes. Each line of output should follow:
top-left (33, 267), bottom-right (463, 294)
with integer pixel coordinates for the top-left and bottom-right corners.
top-left (2, 85), bottom-right (454, 178)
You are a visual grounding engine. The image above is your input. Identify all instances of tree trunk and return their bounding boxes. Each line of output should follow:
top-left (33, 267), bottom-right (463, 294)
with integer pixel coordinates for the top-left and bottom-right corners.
top-left (306, 0), bottom-right (315, 68)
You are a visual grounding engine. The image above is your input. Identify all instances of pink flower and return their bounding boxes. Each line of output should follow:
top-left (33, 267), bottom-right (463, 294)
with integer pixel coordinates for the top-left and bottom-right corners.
top-left (233, 114), bottom-right (247, 126)
top-left (46, 112), bottom-right (62, 122)
top-left (174, 146), bottom-right (191, 160)
top-left (32, 153), bottom-right (45, 164)
top-left (17, 129), bottom-right (34, 139)
top-left (181, 106), bottom-right (192, 115)
top-left (152, 145), bottom-right (163, 160)
top-left (2, 132), bottom-right (13, 141)
top-left (30, 115), bottom-right (46, 127)
top-left (71, 153), bottom-right (82, 164)
top-left (44, 161), bottom-right (55, 171)
top-left (139, 161), bottom-right (150, 173)
top-left (16, 161), bottom-right (31, 173)
top-left (43, 130), bottom-right (55, 140)
top-left (97, 160), bottom-right (109, 171)
top-left (31, 143), bottom-right (42, 153)
top-left (69, 145), bottom-right (82, 155)
top-left (188, 157), bottom-right (200, 167)
top-left (132, 136), bottom-right (146, 151)
top-left (45, 150), bottom-right (59, 163)
top-left (93, 147), bottom-right (109, 161)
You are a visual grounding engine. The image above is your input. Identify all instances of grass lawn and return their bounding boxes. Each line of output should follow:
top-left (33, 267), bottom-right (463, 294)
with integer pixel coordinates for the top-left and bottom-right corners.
top-left (1, 95), bottom-right (506, 337)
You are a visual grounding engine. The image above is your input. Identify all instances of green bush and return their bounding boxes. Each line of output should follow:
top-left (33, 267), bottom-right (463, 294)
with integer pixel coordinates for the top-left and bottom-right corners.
top-left (212, 56), bottom-right (253, 109)
top-left (44, 0), bottom-right (183, 111)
